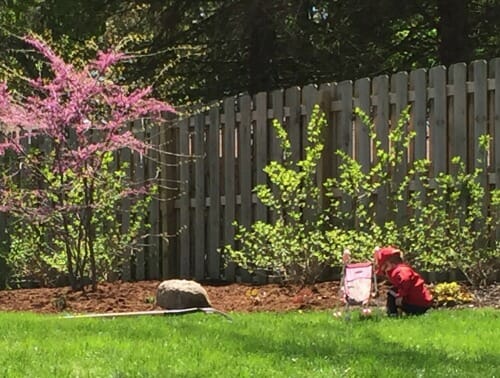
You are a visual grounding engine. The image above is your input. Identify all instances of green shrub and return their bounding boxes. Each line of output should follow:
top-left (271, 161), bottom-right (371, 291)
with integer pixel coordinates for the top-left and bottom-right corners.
top-left (431, 282), bottom-right (475, 307)
top-left (3, 152), bottom-right (152, 287)
top-left (224, 106), bottom-right (348, 283)
top-left (401, 156), bottom-right (500, 286)
top-left (224, 104), bottom-right (499, 286)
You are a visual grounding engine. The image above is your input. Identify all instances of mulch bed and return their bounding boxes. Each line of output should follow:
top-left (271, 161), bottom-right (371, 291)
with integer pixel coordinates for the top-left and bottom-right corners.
top-left (0, 280), bottom-right (498, 314)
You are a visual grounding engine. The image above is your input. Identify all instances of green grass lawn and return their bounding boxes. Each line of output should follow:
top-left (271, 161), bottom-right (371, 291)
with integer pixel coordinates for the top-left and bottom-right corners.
top-left (0, 308), bottom-right (498, 377)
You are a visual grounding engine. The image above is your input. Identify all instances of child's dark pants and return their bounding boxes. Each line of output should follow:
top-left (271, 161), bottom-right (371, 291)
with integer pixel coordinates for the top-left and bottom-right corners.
top-left (387, 288), bottom-right (429, 316)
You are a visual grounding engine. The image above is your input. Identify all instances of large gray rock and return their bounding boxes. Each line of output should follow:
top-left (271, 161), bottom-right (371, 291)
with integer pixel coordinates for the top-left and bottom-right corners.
top-left (156, 279), bottom-right (212, 309)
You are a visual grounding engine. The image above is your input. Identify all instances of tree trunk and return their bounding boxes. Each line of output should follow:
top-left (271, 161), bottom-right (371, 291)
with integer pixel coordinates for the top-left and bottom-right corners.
top-left (437, 0), bottom-right (471, 66)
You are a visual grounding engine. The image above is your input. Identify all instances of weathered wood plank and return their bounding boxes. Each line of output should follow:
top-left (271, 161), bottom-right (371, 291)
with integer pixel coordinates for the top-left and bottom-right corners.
top-left (429, 66), bottom-right (447, 175)
top-left (285, 87), bottom-right (301, 164)
top-left (223, 97), bottom-right (236, 281)
top-left (338, 80), bottom-right (354, 220)
top-left (238, 95), bottom-right (252, 229)
top-left (255, 91), bottom-right (268, 222)
top-left (471, 63), bottom-right (488, 163)
top-left (373, 75), bottom-right (390, 224)
top-left (354, 78), bottom-right (371, 174)
top-left (318, 83), bottom-right (334, 209)
top-left (353, 78), bottom-right (371, 230)
top-left (391, 72), bottom-right (409, 226)
top-left (410, 69), bottom-right (428, 162)
top-left (207, 106), bottom-right (221, 279)
top-left (302, 84), bottom-right (319, 147)
top-left (134, 120), bottom-right (145, 281)
top-left (448, 63), bottom-right (467, 173)
top-left (120, 145), bottom-right (132, 281)
top-left (161, 118), bottom-right (178, 278)
top-left (471, 60), bottom-right (488, 218)
top-left (302, 84), bottom-right (319, 222)
top-left (429, 66), bottom-right (448, 282)
top-left (490, 58), bottom-right (500, 241)
top-left (235, 95), bottom-right (253, 283)
top-left (178, 117), bottom-right (190, 278)
top-left (338, 81), bottom-right (354, 156)
top-left (270, 89), bottom-right (284, 223)
top-left (194, 113), bottom-right (206, 280)
top-left (409, 68), bottom-right (428, 211)
top-left (270, 90), bottom-right (284, 163)
top-left (147, 123), bottom-right (160, 280)
top-left (325, 84), bottom-right (340, 188)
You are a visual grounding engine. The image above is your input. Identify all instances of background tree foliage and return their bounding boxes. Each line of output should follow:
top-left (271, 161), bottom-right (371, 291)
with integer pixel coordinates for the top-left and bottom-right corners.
top-left (1, 0), bottom-right (499, 106)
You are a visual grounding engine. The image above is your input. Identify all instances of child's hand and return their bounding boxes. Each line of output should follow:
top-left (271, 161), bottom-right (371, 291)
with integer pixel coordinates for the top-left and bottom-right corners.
top-left (395, 297), bottom-right (403, 307)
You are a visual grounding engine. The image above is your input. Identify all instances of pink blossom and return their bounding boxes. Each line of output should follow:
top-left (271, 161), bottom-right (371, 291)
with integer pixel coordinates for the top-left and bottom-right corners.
top-left (92, 50), bottom-right (127, 73)
top-left (0, 34), bottom-right (176, 231)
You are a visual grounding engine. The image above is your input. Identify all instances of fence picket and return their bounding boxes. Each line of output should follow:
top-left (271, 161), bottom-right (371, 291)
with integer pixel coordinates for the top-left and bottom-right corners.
top-left (318, 83), bottom-right (334, 208)
top-left (429, 67), bottom-right (447, 282)
top-left (271, 89), bottom-right (284, 163)
top-left (178, 117), bottom-right (190, 278)
top-left (302, 84), bottom-right (319, 221)
top-left (148, 124), bottom-right (160, 280)
top-left (373, 75), bottom-right (390, 224)
top-left (270, 89), bottom-right (284, 223)
top-left (207, 106), bottom-right (221, 279)
top-left (491, 58), bottom-right (500, 241)
top-left (354, 78), bottom-right (371, 174)
top-left (353, 78), bottom-right (371, 230)
top-left (161, 120), bottom-right (177, 278)
top-left (470, 61), bottom-right (489, 219)
top-left (239, 95), bottom-right (252, 229)
top-left (285, 87), bottom-right (301, 163)
top-left (194, 113), bottom-right (206, 280)
top-left (409, 69), bottom-right (428, 210)
top-left (134, 120), bottom-right (145, 281)
top-left (329, 83), bottom-right (341, 182)
top-left (302, 84), bottom-right (319, 144)
top-left (120, 145), bottom-right (132, 281)
top-left (391, 72), bottom-right (409, 226)
top-left (338, 81), bottom-right (354, 220)
top-left (448, 63), bottom-right (467, 172)
top-left (429, 66), bottom-right (447, 175)
top-left (255, 92), bottom-right (268, 222)
top-left (223, 97), bottom-right (236, 281)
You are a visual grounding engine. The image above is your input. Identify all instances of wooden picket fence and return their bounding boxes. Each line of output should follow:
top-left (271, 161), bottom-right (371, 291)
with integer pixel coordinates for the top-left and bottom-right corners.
top-left (1, 58), bottom-right (499, 285)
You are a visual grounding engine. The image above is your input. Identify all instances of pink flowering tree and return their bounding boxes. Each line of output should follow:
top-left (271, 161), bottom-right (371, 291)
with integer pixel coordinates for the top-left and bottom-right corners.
top-left (0, 36), bottom-right (175, 291)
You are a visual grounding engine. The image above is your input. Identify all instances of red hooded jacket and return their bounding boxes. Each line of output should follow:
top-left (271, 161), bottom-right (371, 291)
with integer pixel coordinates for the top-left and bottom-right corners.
top-left (386, 263), bottom-right (433, 308)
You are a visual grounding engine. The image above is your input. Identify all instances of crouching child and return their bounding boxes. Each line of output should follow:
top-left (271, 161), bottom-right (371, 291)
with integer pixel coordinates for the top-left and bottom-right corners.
top-left (374, 246), bottom-right (433, 316)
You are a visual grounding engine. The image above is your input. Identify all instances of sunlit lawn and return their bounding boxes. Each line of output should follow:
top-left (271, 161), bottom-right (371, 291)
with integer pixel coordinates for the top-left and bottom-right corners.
top-left (0, 308), bottom-right (498, 377)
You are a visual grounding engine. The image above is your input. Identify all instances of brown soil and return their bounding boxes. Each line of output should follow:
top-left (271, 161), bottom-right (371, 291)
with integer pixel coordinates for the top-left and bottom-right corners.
top-left (0, 280), bottom-right (498, 314)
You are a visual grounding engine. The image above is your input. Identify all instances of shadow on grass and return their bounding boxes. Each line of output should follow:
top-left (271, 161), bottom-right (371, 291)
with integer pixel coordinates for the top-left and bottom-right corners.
top-left (48, 310), bottom-right (499, 376)
top-left (157, 312), bottom-right (499, 376)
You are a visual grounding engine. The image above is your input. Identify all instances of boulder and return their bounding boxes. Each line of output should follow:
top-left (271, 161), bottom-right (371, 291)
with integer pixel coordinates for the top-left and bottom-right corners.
top-left (156, 279), bottom-right (212, 309)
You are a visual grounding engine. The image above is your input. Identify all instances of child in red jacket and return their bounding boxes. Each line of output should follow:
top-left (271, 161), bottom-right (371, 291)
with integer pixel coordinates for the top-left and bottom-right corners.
top-left (374, 246), bottom-right (433, 316)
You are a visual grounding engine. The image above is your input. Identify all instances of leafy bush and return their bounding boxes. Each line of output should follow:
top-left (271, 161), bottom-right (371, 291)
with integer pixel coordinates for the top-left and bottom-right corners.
top-left (225, 106), bottom-right (352, 283)
top-left (323, 108), bottom-right (415, 259)
top-left (224, 103), bottom-right (499, 286)
top-left (327, 108), bottom-right (499, 286)
top-left (431, 282), bottom-right (475, 307)
top-left (4, 152), bottom-right (151, 287)
top-left (401, 156), bottom-right (500, 286)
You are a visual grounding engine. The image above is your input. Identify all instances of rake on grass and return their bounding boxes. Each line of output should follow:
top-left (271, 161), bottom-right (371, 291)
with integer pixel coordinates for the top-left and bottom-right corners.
top-left (62, 307), bottom-right (232, 321)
